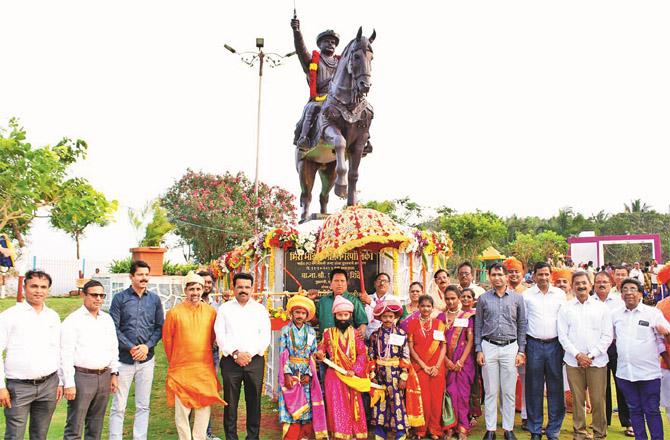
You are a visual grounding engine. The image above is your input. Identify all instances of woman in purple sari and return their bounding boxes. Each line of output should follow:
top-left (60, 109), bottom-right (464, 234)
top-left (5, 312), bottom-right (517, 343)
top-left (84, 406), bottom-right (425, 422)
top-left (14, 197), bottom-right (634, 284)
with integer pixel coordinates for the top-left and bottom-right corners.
top-left (444, 287), bottom-right (475, 439)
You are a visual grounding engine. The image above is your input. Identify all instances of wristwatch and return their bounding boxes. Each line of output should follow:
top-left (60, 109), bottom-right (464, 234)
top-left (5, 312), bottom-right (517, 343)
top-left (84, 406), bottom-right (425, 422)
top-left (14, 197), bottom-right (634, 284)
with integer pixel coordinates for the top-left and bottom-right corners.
top-left (232, 350), bottom-right (239, 360)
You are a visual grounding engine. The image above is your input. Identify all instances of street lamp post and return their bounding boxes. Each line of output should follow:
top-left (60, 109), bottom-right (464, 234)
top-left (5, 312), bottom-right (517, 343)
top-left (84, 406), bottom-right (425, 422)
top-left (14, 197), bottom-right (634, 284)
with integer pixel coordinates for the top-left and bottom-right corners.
top-left (224, 39), bottom-right (295, 205)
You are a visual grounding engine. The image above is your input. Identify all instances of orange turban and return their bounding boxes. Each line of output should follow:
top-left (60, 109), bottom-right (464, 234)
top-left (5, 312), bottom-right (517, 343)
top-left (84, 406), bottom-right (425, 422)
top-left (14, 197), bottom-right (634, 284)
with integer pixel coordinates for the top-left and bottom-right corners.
top-left (503, 257), bottom-right (524, 272)
top-left (551, 269), bottom-right (573, 284)
top-left (658, 263), bottom-right (670, 286)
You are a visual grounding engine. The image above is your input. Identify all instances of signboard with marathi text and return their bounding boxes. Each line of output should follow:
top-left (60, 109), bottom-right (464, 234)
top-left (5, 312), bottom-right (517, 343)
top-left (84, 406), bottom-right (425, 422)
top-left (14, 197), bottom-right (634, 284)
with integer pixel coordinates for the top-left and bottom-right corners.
top-left (283, 250), bottom-right (379, 296)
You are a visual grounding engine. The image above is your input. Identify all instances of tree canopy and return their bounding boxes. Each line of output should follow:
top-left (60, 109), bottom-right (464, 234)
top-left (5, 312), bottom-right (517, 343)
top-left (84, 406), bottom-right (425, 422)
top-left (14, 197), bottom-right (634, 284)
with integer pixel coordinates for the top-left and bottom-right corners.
top-left (1, 118), bottom-right (115, 253)
top-left (162, 169), bottom-right (296, 263)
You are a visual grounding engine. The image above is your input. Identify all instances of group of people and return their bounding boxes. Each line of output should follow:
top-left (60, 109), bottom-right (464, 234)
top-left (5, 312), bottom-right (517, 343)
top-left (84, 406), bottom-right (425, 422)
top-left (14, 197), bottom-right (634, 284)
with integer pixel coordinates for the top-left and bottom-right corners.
top-left (277, 260), bottom-right (670, 440)
top-left (0, 260), bottom-right (271, 440)
top-left (553, 259), bottom-right (668, 303)
top-left (3, 257), bottom-right (670, 440)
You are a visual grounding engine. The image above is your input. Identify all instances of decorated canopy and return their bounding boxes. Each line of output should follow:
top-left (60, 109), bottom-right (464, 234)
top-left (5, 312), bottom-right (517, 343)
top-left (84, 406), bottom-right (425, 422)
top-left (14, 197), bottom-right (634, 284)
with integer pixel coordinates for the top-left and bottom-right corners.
top-left (313, 206), bottom-right (409, 262)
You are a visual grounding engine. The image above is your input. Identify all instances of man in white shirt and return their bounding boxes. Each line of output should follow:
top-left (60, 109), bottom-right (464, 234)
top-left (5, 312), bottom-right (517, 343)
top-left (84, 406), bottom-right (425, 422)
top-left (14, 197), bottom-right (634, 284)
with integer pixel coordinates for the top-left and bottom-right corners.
top-left (0, 270), bottom-right (63, 440)
top-left (62, 280), bottom-right (120, 440)
top-left (363, 272), bottom-right (392, 339)
top-left (558, 271), bottom-right (613, 440)
top-left (456, 261), bottom-right (486, 298)
top-left (629, 262), bottom-right (645, 285)
top-left (592, 270), bottom-right (631, 435)
top-left (612, 278), bottom-right (670, 440)
top-left (215, 272), bottom-right (271, 440)
top-left (523, 262), bottom-right (566, 440)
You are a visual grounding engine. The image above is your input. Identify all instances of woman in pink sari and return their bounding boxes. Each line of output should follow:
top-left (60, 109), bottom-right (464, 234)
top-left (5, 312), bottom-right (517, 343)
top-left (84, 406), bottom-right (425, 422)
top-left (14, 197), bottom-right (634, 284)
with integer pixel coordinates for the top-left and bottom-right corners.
top-left (444, 287), bottom-right (475, 439)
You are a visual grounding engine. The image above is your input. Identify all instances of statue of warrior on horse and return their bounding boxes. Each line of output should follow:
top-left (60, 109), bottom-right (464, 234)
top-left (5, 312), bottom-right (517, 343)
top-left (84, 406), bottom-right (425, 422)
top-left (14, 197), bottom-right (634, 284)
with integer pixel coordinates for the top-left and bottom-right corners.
top-left (291, 16), bottom-right (376, 223)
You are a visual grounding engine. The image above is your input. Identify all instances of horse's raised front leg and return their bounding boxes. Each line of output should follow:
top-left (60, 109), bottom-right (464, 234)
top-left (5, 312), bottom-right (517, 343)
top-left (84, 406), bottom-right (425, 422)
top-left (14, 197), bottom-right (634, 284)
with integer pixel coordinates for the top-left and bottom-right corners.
top-left (347, 138), bottom-right (366, 206)
top-left (323, 126), bottom-right (348, 199)
top-left (296, 152), bottom-right (319, 223)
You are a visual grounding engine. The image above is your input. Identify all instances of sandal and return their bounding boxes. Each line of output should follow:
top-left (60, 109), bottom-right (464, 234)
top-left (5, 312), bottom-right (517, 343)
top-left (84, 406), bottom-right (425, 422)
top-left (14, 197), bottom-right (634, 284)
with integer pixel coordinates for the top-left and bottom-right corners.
top-left (624, 427), bottom-right (635, 437)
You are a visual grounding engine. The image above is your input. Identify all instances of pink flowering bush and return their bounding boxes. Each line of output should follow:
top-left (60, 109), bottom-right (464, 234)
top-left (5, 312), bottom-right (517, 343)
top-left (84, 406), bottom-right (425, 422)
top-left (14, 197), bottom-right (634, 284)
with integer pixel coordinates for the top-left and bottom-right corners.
top-left (162, 169), bottom-right (297, 262)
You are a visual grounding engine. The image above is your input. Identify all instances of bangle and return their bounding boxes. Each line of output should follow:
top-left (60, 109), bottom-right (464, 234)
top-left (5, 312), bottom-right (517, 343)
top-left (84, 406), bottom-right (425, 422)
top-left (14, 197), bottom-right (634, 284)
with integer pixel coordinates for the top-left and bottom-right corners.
top-left (399, 372), bottom-right (409, 381)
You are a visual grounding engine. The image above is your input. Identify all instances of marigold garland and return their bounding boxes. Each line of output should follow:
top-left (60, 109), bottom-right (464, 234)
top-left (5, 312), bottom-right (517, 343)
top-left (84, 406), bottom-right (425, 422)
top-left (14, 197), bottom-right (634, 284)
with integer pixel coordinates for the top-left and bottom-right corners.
top-left (433, 254), bottom-right (439, 272)
top-left (260, 261), bottom-right (266, 292)
top-left (421, 258), bottom-right (427, 290)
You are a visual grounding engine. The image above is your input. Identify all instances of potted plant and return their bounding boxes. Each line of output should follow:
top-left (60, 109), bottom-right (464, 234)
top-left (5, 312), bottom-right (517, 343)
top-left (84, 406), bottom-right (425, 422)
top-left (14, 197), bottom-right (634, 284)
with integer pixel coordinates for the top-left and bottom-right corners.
top-left (129, 202), bottom-right (174, 276)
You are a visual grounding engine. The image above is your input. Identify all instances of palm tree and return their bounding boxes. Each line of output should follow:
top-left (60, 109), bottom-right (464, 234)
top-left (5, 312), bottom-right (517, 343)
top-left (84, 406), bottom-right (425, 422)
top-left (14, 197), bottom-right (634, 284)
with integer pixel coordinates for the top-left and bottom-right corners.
top-left (624, 199), bottom-right (651, 213)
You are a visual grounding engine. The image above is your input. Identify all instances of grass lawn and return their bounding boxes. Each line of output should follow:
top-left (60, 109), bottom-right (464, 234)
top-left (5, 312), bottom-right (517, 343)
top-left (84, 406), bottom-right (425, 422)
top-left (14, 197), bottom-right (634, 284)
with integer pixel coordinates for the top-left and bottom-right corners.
top-left (1, 297), bottom-right (668, 439)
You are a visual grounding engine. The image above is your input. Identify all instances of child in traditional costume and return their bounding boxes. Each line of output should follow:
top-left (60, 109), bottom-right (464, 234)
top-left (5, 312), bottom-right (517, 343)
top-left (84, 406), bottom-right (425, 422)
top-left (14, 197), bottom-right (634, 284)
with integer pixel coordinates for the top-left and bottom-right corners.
top-left (368, 299), bottom-right (425, 440)
top-left (407, 295), bottom-right (447, 440)
top-left (278, 295), bottom-right (328, 440)
top-left (444, 287), bottom-right (476, 439)
top-left (315, 295), bottom-right (369, 439)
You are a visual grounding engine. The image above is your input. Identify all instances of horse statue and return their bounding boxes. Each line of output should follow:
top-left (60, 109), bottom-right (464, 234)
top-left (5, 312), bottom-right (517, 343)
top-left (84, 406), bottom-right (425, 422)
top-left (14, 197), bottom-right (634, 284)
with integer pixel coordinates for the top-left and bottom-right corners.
top-left (295, 27), bottom-right (375, 223)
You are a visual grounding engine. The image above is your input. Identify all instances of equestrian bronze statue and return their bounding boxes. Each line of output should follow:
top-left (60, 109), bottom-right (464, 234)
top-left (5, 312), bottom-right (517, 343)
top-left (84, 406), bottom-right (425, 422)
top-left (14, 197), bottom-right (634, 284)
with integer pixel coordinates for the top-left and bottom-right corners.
top-left (291, 17), bottom-right (376, 222)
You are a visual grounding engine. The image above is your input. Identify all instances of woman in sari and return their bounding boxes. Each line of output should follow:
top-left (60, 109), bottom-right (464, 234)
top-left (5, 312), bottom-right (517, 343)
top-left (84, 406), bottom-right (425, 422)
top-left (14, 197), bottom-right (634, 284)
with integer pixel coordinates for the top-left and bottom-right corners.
top-left (408, 295), bottom-right (447, 440)
top-left (444, 287), bottom-right (475, 440)
top-left (460, 288), bottom-right (482, 426)
top-left (400, 282), bottom-right (424, 330)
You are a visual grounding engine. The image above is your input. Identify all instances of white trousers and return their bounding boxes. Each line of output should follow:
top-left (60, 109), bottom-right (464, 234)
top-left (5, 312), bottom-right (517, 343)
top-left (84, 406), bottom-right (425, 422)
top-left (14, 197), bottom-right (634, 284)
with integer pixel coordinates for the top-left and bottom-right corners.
top-left (661, 369), bottom-right (670, 423)
top-left (482, 340), bottom-right (518, 431)
top-left (109, 357), bottom-right (156, 440)
top-left (175, 396), bottom-right (211, 440)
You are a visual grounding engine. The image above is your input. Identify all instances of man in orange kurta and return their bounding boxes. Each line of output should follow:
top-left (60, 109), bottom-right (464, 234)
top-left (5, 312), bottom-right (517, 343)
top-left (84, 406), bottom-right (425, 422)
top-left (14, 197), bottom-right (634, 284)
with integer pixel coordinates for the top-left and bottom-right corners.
top-left (163, 272), bottom-right (225, 440)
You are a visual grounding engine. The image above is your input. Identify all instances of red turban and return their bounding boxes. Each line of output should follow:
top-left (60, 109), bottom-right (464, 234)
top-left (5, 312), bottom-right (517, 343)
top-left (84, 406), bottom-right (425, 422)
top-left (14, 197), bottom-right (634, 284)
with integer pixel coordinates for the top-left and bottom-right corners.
top-left (373, 299), bottom-right (403, 318)
top-left (658, 263), bottom-right (670, 286)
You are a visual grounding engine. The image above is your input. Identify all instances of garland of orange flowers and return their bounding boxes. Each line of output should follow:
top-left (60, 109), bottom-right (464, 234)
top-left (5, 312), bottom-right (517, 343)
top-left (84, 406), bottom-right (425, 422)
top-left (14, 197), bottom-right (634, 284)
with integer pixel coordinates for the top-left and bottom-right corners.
top-left (409, 252), bottom-right (414, 283)
top-left (421, 258), bottom-right (427, 290)
top-left (393, 249), bottom-right (399, 296)
top-left (259, 261), bottom-right (266, 292)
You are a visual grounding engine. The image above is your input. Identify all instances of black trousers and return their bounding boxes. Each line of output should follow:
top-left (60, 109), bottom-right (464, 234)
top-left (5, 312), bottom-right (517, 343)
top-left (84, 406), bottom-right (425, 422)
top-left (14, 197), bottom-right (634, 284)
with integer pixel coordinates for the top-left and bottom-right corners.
top-left (606, 343), bottom-right (631, 427)
top-left (220, 355), bottom-right (264, 440)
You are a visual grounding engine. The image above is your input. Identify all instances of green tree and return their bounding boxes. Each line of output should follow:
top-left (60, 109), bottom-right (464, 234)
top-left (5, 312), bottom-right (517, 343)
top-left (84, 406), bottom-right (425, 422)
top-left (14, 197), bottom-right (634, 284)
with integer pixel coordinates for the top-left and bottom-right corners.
top-left (507, 231), bottom-right (568, 268)
top-left (624, 199), bottom-right (652, 213)
top-left (437, 211), bottom-right (506, 263)
top-left (0, 118), bottom-right (87, 247)
top-left (141, 202), bottom-right (174, 247)
top-left (50, 179), bottom-right (118, 259)
top-left (363, 196), bottom-right (424, 226)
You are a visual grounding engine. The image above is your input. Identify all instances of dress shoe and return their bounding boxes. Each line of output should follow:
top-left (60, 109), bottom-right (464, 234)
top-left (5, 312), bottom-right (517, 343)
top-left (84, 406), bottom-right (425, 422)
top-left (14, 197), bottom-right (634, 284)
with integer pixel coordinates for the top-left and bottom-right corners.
top-left (482, 431), bottom-right (496, 440)
top-left (521, 419), bottom-right (528, 431)
top-left (503, 431), bottom-right (517, 440)
top-left (530, 434), bottom-right (542, 440)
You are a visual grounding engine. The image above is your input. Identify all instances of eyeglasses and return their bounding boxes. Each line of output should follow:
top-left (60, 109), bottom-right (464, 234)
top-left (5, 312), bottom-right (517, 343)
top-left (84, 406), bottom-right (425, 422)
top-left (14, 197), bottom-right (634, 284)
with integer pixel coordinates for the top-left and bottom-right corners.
top-left (376, 279), bottom-right (390, 284)
top-left (87, 293), bottom-right (107, 299)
